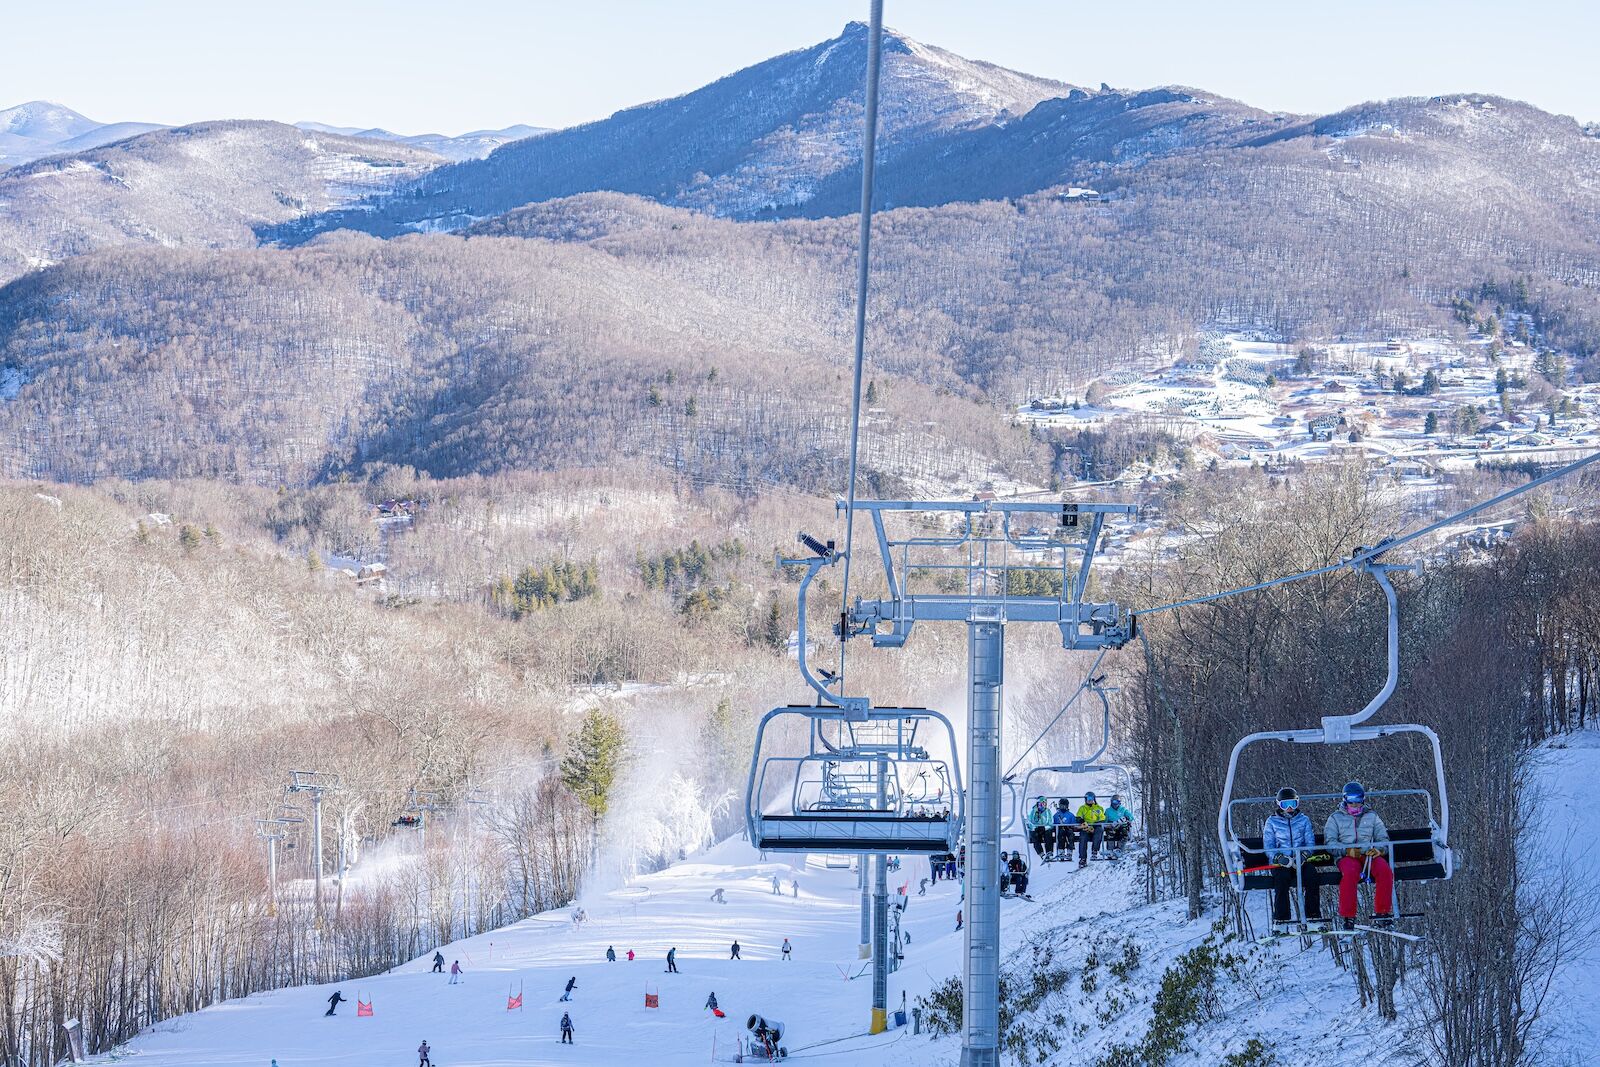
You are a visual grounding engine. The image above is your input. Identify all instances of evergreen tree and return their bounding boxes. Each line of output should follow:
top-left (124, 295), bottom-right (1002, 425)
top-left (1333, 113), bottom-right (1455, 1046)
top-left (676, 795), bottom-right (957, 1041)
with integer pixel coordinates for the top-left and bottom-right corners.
top-left (865, 379), bottom-right (879, 404)
top-left (762, 595), bottom-right (786, 652)
top-left (178, 524), bottom-right (201, 552)
top-left (561, 708), bottom-right (628, 863)
top-left (1422, 370), bottom-right (1441, 395)
top-left (1423, 411), bottom-right (1438, 435)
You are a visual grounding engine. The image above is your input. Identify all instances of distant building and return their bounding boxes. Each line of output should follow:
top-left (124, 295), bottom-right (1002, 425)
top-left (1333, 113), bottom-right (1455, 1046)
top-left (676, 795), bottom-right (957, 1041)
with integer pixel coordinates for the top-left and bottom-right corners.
top-left (355, 562), bottom-right (388, 586)
top-left (1059, 187), bottom-right (1103, 202)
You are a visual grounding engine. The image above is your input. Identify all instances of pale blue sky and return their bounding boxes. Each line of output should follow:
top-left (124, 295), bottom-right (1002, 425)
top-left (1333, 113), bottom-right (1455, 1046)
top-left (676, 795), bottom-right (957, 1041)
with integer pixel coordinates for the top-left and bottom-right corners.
top-left (4, 1), bottom-right (1596, 134)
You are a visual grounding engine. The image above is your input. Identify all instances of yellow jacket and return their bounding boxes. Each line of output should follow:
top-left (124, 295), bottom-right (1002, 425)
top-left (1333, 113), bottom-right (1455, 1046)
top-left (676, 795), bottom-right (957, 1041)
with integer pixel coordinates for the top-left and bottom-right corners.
top-left (1075, 803), bottom-right (1106, 825)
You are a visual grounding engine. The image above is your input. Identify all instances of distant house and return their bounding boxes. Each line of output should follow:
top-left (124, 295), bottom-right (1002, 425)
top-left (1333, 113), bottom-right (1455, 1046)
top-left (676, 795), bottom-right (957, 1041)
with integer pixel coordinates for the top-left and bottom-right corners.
top-left (355, 562), bottom-right (388, 586)
top-left (1059, 187), bottom-right (1103, 202)
top-left (1323, 380), bottom-right (1348, 393)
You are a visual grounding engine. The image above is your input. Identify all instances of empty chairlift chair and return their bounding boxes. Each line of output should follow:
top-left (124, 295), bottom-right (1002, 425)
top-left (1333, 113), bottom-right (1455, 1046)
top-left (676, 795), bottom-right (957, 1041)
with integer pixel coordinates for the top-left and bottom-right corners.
top-left (746, 706), bottom-right (964, 855)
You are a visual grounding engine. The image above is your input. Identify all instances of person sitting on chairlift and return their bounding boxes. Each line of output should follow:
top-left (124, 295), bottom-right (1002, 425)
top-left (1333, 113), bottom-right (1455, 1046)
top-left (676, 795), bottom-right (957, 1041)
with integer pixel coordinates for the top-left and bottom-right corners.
top-left (1074, 792), bottom-right (1107, 867)
top-left (1052, 798), bottom-right (1075, 861)
top-left (1324, 781), bottom-right (1395, 930)
top-left (1026, 797), bottom-right (1054, 861)
top-left (1263, 787), bottom-right (1324, 933)
top-left (1104, 794), bottom-right (1133, 855)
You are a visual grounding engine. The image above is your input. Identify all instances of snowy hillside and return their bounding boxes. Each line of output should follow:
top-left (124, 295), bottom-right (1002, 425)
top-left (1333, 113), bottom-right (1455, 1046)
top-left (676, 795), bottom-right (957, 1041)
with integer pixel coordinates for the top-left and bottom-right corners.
top-left (111, 835), bottom-right (1420, 1066)
top-left (1533, 730), bottom-right (1600, 1067)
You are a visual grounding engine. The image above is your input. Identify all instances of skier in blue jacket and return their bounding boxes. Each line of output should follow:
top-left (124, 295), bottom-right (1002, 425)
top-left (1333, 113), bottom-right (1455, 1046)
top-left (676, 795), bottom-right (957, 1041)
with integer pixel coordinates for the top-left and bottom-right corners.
top-left (1261, 787), bottom-right (1324, 932)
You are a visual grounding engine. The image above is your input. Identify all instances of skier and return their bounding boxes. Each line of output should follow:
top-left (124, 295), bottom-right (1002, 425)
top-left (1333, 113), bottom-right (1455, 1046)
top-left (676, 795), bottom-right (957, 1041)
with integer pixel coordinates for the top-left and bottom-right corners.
top-left (431, 950), bottom-right (444, 973)
top-left (666, 947), bottom-right (679, 973)
top-left (325, 990), bottom-right (346, 1016)
top-left (730, 940), bottom-right (741, 960)
top-left (709, 887), bottom-right (727, 904)
top-left (626, 949), bottom-right (635, 961)
top-left (1104, 795), bottom-right (1134, 856)
top-left (771, 874), bottom-right (782, 895)
top-left (418, 1039), bottom-right (433, 1067)
top-left (559, 1011), bottom-right (574, 1044)
top-left (955, 909), bottom-right (963, 931)
top-left (930, 855), bottom-right (941, 883)
top-left (704, 991), bottom-right (719, 1011)
top-left (1324, 781), bottom-right (1395, 929)
top-left (918, 877), bottom-right (928, 896)
top-left (997, 852), bottom-right (1011, 896)
top-left (560, 976), bottom-right (576, 1002)
top-left (791, 878), bottom-right (799, 898)
top-left (606, 946), bottom-right (616, 962)
top-left (1006, 851), bottom-right (1030, 897)
top-left (1074, 792), bottom-right (1107, 867)
top-left (1026, 797), bottom-right (1053, 860)
top-left (781, 937), bottom-right (792, 960)
top-left (1052, 798), bottom-right (1075, 861)
top-left (1263, 786), bottom-right (1324, 933)
top-left (449, 960), bottom-right (462, 985)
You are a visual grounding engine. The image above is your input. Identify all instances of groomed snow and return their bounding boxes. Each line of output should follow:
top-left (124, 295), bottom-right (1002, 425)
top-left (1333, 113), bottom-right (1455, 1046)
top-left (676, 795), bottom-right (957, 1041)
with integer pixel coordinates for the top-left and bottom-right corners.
top-left (110, 823), bottom-right (1428, 1067)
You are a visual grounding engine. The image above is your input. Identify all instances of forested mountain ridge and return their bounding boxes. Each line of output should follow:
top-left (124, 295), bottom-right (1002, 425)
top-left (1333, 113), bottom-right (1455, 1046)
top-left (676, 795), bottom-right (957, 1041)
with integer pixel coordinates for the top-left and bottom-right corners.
top-left (0, 228), bottom-right (1042, 489)
top-left (0, 120), bottom-right (444, 283)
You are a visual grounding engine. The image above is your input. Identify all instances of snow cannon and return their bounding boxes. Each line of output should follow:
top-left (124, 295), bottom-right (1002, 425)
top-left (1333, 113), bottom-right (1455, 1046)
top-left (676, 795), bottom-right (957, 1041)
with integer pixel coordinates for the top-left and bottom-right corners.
top-left (746, 1014), bottom-right (787, 1058)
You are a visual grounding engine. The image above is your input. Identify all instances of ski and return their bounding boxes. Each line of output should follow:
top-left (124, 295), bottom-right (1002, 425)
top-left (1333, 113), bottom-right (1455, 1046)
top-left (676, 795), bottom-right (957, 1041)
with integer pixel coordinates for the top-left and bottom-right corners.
top-left (1319, 925), bottom-right (1421, 943)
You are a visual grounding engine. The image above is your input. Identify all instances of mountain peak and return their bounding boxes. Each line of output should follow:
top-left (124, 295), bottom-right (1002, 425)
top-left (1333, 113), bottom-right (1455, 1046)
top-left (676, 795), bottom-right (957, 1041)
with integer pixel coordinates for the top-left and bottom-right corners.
top-left (0, 100), bottom-right (99, 139)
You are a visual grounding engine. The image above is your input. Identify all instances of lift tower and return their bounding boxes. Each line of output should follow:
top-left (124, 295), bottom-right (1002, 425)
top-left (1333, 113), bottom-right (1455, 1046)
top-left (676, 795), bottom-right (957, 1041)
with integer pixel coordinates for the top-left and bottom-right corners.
top-left (824, 498), bottom-right (1135, 1067)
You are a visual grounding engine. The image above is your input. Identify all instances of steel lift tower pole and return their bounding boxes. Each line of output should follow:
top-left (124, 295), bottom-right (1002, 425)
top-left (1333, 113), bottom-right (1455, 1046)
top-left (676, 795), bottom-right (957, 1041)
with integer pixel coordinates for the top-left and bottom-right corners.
top-left (287, 770), bottom-right (340, 918)
top-left (824, 499), bottom-right (1135, 1067)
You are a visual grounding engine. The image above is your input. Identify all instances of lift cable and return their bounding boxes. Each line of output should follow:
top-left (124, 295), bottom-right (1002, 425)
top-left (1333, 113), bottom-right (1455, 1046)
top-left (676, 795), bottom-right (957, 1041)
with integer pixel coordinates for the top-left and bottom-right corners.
top-left (835, 0), bottom-right (885, 696)
top-left (1137, 446), bottom-right (1600, 618)
top-left (1003, 648), bottom-right (1106, 781)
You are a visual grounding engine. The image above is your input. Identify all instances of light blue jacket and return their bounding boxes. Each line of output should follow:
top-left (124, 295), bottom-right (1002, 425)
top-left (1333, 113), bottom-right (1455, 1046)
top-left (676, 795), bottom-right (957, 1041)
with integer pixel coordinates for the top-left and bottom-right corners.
top-left (1261, 810), bottom-right (1315, 862)
top-left (1105, 802), bottom-right (1133, 825)
top-left (1027, 803), bottom-right (1053, 830)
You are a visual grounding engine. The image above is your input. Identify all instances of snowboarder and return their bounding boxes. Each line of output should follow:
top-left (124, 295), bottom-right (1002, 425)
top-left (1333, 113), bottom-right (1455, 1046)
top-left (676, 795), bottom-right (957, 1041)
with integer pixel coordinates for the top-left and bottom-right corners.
top-left (606, 945), bottom-right (616, 962)
top-left (1104, 794), bottom-right (1134, 855)
top-left (325, 990), bottom-right (346, 1016)
top-left (559, 1011), bottom-right (574, 1044)
top-left (1026, 797), bottom-right (1053, 860)
top-left (431, 951), bottom-right (444, 973)
top-left (448, 960), bottom-right (462, 985)
top-left (418, 1040), bottom-right (433, 1067)
top-left (781, 937), bottom-right (792, 960)
top-left (1050, 798), bottom-right (1073, 861)
top-left (704, 991), bottom-right (719, 1011)
top-left (918, 877), bottom-right (928, 896)
top-left (730, 940), bottom-right (742, 960)
top-left (791, 878), bottom-right (799, 898)
top-left (771, 875), bottom-right (782, 895)
top-left (709, 887), bottom-right (727, 904)
top-left (560, 976), bottom-right (576, 1001)
top-left (626, 949), bottom-right (635, 961)
top-left (1263, 786), bottom-right (1324, 933)
top-left (1324, 780), bottom-right (1395, 929)
top-left (666, 947), bottom-right (679, 973)
top-left (1075, 792), bottom-right (1107, 866)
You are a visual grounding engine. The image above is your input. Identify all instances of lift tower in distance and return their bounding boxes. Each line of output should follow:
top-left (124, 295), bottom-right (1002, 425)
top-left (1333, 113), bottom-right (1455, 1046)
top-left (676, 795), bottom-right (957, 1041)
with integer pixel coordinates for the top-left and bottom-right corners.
top-left (829, 498), bottom-right (1135, 1067)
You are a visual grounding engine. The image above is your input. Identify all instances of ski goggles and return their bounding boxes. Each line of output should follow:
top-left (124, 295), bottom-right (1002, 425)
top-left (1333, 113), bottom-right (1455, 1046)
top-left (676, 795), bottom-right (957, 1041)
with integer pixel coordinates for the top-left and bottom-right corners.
top-left (1277, 799), bottom-right (1299, 810)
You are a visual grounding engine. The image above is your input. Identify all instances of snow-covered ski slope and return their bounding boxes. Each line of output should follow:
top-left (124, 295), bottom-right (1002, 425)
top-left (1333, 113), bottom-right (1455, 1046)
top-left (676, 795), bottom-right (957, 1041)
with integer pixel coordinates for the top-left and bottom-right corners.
top-left (112, 826), bottom-right (1434, 1067)
top-left (1535, 729), bottom-right (1600, 1067)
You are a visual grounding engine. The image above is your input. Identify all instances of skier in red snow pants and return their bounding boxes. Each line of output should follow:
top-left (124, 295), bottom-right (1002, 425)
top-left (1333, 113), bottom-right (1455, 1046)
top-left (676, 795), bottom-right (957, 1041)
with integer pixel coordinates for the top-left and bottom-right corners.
top-left (1324, 781), bottom-right (1395, 925)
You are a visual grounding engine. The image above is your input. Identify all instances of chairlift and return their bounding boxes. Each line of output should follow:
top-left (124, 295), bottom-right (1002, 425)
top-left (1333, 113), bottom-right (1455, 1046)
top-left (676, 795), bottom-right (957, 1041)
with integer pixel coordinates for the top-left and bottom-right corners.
top-left (1003, 677), bottom-right (1132, 833)
top-left (746, 705), bottom-right (964, 855)
top-left (1217, 558), bottom-right (1454, 901)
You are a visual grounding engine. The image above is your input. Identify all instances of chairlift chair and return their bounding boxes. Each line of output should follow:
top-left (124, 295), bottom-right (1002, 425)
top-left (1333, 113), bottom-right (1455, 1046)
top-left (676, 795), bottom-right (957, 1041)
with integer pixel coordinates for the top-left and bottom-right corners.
top-left (1216, 558), bottom-right (1454, 903)
top-left (746, 705), bottom-right (964, 855)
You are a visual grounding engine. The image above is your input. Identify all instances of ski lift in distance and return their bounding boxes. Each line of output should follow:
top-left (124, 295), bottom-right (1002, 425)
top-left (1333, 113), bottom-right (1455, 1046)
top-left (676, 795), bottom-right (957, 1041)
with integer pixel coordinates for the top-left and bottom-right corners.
top-left (1217, 556), bottom-right (1454, 898)
top-left (1003, 676), bottom-right (1132, 833)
